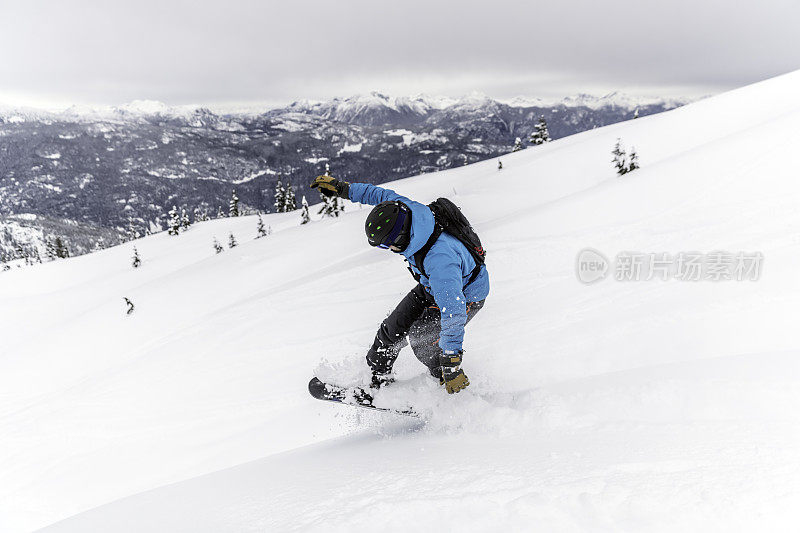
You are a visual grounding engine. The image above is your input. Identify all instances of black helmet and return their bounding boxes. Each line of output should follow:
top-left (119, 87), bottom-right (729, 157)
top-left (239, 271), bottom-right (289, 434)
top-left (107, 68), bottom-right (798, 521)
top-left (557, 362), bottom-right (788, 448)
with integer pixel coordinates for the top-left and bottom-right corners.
top-left (365, 201), bottom-right (412, 251)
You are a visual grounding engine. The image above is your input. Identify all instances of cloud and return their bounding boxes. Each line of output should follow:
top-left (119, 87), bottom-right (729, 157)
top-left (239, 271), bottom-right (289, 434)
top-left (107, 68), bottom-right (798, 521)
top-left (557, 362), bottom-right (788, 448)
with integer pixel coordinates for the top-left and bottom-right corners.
top-left (1, 0), bottom-right (798, 106)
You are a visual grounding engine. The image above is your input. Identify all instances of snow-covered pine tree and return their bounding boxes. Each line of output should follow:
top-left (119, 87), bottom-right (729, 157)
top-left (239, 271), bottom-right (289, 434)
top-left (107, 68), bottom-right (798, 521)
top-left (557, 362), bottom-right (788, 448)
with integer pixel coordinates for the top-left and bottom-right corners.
top-left (125, 221), bottom-right (140, 242)
top-left (498, 160), bottom-right (503, 170)
top-left (274, 180), bottom-right (286, 213)
top-left (284, 185), bottom-right (297, 211)
top-left (256, 214), bottom-right (267, 238)
top-left (317, 194), bottom-right (332, 217)
top-left (14, 243), bottom-right (28, 265)
top-left (324, 162), bottom-right (331, 176)
top-left (213, 237), bottom-right (224, 254)
top-left (633, 108), bottom-right (640, 119)
top-left (530, 116), bottom-right (552, 145)
top-left (180, 208), bottom-right (191, 231)
top-left (217, 206), bottom-right (225, 218)
top-left (318, 193), bottom-right (344, 218)
top-left (612, 138), bottom-right (629, 175)
top-left (57, 238), bottom-right (70, 258)
top-left (229, 190), bottom-right (240, 217)
top-left (132, 246), bottom-right (141, 268)
top-left (27, 247), bottom-right (41, 265)
top-left (45, 236), bottom-right (57, 261)
top-left (628, 148), bottom-right (639, 173)
top-left (168, 206), bottom-right (181, 235)
top-left (228, 232), bottom-right (237, 248)
top-left (300, 195), bottom-right (310, 224)
top-left (512, 137), bottom-right (524, 152)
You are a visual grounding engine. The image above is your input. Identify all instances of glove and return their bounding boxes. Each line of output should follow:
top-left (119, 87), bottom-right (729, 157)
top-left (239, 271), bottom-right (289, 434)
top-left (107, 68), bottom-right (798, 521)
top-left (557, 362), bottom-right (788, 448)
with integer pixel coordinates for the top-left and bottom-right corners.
top-left (310, 175), bottom-right (349, 199)
top-left (439, 350), bottom-right (469, 394)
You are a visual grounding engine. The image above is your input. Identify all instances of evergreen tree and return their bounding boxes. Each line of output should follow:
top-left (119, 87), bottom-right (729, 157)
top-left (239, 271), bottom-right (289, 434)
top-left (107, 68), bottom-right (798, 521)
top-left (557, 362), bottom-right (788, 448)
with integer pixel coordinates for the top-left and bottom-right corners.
top-left (628, 148), bottom-right (639, 173)
top-left (54, 237), bottom-right (70, 258)
top-left (300, 195), bottom-right (310, 224)
top-left (317, 194), bottom-right (344, 218)
top-left (334, 196), bottom-right (344, 217)
top-left (317, 195), bottom-right (331, 217)
top-left (633, 108), bottom-right (640, 119)
top-left (168, 206), bottom-right (181, 235)
top-left (132, 246), bottom-right (141, 268)
top-left (125, 221), bottom-right (140, 241)
top-left (324, 162), bottom-right (331, 176)
top-left (213, 237), bottom-right (224, 254)
top-left (498, 160), bottom-right (503, 170)
top-left (284, 185), bottom-right (297, 211)
top-left (180, 208), bottom-right (191, 231)
top-left (512, 137), bottom-right (524, 152)
top-left (274, 180), bottom-right (287, 213)
top-left (612, 138), bottom-right (629, 175)
top-left (530, 116), bottom-right (551, 145)
top-left (217, 206), bottom-right (225, 219)
top-left (228, 232), bottom-right (238, 248)
top-left (45, 236), bottom-right (57, 261)
top-left (256, 214), bottom-right (267, 238)
top-left (229, 189), bottom-right (240, 217)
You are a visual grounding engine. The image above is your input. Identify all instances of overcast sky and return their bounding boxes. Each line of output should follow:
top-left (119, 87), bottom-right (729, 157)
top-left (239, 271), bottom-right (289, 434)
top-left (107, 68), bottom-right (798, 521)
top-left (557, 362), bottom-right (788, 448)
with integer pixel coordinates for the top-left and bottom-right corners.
top-left (1, 0), bottom-right (799, 109)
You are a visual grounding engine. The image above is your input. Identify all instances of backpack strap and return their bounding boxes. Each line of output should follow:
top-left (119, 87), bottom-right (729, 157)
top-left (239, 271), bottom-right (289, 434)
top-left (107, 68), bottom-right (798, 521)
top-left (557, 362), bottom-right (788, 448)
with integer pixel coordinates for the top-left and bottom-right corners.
top-left (465, 262), bottom-right (482, 288)
top-left (412, 224), bottom-right (443, 279)
top-left (411, 223), bottom-right (483, 288)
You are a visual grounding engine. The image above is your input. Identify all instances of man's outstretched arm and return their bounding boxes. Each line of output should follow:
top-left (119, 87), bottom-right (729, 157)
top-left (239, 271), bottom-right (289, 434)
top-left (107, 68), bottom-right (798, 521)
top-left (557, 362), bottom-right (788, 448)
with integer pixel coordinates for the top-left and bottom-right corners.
top-left (310, 176), bottom-right (409, 206)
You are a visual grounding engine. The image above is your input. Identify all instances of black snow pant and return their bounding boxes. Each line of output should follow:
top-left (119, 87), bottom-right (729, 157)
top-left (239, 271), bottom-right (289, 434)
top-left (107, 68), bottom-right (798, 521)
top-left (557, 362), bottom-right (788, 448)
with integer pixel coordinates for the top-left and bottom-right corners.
top-left (366, 283), bottom-right (485, 378)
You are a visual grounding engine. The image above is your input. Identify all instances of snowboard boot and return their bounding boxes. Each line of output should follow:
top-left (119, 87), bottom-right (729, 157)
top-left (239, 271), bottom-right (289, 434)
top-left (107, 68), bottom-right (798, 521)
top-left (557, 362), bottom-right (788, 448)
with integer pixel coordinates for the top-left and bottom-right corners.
top-left (370, 371), bottom-right (395, 390)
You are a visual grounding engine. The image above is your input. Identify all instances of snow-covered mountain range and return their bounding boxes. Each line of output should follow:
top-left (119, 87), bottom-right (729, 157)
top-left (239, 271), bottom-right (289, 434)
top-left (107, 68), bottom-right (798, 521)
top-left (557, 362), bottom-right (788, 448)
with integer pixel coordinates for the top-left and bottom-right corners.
top-left (0, 91), bottom-right (689, 261)
top-left (0, 91), bottom-right (689, 123)
top-left (1, 71), bottom-right (798, 531)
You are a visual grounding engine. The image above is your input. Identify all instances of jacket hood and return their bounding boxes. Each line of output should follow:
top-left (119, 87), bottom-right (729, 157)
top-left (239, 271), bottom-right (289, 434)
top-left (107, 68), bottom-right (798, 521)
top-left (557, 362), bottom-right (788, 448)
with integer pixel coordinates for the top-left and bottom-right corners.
top-left (399, 201), bottom-right (435, 258)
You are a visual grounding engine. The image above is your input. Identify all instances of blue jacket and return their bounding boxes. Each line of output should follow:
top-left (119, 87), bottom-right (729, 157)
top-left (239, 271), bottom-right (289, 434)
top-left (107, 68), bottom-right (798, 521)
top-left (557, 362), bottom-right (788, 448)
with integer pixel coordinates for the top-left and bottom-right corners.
top-left (349, 183), bottom-right (490, 352)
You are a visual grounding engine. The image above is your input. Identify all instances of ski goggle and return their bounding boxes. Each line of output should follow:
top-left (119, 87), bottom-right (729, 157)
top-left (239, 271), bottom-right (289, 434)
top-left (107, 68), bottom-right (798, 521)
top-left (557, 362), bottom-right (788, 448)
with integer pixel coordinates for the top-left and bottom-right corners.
top-left (377, 204), bottom-right (409, 249)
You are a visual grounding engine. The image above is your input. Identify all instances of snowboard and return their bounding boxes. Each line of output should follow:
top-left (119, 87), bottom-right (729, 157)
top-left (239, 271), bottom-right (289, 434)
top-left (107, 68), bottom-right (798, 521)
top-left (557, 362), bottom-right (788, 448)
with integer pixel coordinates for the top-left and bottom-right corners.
top-left (308, 377), bottom-right (418, 417)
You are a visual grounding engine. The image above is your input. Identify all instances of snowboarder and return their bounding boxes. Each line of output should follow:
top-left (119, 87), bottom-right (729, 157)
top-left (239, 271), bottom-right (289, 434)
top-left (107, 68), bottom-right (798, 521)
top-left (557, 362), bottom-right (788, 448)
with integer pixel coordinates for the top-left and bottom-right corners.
top-left (311, 175), bottom-right (489, 394)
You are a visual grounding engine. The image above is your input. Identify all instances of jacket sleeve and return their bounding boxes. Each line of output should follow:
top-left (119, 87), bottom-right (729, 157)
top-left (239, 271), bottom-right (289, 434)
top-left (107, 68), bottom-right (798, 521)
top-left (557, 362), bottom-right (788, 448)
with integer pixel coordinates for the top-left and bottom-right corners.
top-left (425, 247), bottom-right (467, 353)
top-left (348, 183), bottom-right (408, 206)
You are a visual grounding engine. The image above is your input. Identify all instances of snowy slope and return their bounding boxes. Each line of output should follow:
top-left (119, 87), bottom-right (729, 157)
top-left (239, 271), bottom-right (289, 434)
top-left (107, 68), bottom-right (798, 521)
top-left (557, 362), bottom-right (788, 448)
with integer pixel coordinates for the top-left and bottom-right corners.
top-left (2, 71), bottom-right (800, 532)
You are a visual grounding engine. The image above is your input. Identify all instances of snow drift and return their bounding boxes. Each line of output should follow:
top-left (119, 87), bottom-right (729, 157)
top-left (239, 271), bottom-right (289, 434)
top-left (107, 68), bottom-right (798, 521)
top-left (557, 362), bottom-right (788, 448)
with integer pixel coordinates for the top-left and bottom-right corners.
top-left (2, 71), bottom-right (800, 532)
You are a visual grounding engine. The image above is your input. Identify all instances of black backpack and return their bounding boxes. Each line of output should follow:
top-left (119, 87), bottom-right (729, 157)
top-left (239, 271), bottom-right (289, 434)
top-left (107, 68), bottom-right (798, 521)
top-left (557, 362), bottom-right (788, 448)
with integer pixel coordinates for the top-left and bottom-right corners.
top-left (409, 198), bottom-right (486, 286)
